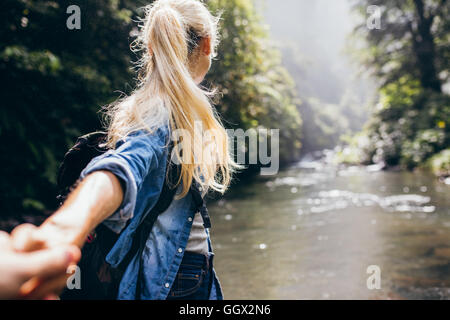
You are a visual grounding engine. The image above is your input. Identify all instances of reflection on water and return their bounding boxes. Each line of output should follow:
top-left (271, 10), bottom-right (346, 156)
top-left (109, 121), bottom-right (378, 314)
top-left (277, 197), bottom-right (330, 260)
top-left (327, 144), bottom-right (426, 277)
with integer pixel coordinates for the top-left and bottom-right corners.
top-left (209, 158), bottom-right (450, 299)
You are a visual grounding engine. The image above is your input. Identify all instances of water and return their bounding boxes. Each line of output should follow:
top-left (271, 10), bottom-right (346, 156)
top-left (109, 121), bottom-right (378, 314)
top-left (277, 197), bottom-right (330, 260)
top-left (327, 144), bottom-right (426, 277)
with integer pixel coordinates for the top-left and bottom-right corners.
top-left (209, 160), bottom-right (450, 299)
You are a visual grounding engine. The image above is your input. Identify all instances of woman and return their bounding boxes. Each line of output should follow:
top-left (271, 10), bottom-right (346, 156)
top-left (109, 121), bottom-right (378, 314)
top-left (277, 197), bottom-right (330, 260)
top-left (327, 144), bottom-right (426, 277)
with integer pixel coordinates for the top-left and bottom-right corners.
top-left (10, 0), bottom-right (237, 300)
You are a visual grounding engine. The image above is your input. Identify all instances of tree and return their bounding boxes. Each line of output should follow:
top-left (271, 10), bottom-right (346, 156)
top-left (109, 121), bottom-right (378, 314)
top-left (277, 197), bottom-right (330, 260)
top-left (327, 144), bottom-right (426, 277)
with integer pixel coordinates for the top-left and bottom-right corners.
top-left (351, 0), bottom-right (450, 168)
top-left (353, 0), bottom-right (449, 92)
top-left (0, 0), bottom-right (146, 227)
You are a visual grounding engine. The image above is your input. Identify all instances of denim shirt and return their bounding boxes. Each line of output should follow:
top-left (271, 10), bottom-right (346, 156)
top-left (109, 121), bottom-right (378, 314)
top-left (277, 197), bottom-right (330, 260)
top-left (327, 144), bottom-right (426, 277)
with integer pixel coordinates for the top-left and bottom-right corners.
top-left (79, 126), bottom-right (223, 300)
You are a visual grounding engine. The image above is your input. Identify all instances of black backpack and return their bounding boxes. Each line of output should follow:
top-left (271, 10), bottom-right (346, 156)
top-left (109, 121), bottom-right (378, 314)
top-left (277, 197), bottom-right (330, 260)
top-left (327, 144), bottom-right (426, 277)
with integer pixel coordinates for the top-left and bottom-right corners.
top-left (56, 131), bottom-right (204, 300)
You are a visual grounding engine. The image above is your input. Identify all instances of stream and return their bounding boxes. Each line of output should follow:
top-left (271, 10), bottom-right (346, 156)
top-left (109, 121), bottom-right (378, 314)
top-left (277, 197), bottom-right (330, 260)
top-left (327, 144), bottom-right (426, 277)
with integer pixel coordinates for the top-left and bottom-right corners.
top-left (210, 155), bottom-right (450, 299)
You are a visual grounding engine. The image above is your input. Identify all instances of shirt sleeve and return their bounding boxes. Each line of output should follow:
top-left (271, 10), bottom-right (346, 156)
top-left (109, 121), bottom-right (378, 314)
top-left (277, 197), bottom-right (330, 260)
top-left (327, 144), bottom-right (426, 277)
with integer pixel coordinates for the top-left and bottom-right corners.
top-left (79, 127), bottom-right (169, 233)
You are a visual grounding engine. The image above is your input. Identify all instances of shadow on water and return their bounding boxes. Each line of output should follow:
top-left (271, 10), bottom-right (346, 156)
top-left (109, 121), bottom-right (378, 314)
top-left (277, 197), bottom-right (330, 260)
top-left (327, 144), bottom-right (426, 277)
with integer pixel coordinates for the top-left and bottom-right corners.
top-left (209, 155), bottom-right (450, 299)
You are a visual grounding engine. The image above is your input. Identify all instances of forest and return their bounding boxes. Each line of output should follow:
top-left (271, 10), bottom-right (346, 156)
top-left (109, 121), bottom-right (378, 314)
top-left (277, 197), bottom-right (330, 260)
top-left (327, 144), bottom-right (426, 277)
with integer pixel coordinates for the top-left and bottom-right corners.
top-left (342, 0), bottom-right (449, 176)
top-left (0, 0), bottom-right (449, 229)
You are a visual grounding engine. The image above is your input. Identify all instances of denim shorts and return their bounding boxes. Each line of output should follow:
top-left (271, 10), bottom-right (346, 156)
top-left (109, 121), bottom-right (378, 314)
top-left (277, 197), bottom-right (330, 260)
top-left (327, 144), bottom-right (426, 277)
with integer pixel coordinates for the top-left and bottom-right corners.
top-left (167, 251), bottom-right (213, 300)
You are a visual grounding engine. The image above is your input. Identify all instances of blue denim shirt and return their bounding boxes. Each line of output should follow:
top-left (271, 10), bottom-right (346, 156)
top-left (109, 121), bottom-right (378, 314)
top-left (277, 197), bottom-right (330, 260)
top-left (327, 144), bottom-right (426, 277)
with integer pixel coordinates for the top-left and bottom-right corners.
top-left (79, 126), bottom-right (223, 300)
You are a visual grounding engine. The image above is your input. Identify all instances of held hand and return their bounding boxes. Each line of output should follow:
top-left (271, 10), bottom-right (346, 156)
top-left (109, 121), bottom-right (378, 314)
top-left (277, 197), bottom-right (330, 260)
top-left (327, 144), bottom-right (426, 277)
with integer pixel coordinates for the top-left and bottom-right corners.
top-left (10, 171), bottom-right (124, 253)
top-left (0, 231), bottom-right (80, 300)
top-left (9, 217), bottom-right (87, 299)
top-left (8, 171), bottom-right (123, 298)
top-left (10, 213), bottom-right (89, 253)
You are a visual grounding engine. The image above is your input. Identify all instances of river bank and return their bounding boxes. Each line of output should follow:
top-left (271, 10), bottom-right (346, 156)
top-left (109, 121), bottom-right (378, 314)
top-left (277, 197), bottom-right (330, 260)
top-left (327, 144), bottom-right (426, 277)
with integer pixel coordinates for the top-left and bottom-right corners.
top-left (330, 145), bottom-right (450, 184)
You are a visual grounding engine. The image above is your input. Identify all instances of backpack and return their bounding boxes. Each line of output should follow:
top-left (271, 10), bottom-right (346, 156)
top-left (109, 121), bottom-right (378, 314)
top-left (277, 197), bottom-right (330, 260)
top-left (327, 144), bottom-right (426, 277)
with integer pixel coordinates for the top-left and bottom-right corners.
top-left (56, 131), bottom-right (203, 299)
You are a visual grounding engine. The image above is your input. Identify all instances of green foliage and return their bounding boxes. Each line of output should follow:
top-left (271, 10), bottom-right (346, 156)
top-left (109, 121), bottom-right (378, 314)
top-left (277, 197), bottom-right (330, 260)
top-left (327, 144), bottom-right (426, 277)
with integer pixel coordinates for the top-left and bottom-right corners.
top-left (334, 133), bottom-right (371, 165)
top-left (358, 78), bottom-right (450, 167)
top-left (350, 0), bottom-right (450, 173)
top-left (299, 98), bottom-right (352, 152)
top-left (352, 0), bottom-right (449, 90)
top-left (424, 149), bottom-right (450, 177)
top-left (0, 0), bottom-right (147, 221)
top-left (401, 129), bottom-right (446, 168)
top-left (0, 0), bottom-right (302, 222)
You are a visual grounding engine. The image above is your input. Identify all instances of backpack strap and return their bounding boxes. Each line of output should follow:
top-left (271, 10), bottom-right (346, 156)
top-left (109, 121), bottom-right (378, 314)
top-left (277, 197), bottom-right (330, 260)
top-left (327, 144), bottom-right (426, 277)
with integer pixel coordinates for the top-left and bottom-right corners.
top-left (132, 171), bottom-right (213, 299)
top-left (190, 182), bottom-right (211, 229)
top-left (133, 181), bottom-right (211, 299)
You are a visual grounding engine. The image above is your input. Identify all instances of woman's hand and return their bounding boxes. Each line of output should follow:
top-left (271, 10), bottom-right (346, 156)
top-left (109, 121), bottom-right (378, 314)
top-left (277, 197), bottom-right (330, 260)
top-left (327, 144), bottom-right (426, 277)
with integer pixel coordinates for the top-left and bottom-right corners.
top-left (10, 217), bottom-right (87, 256)
top-left (0, 231), bottom-right (80, 300)
top-left (8, 222), bottom-right (85, 299)
top-left (12, 170), bottom-right (123, 251)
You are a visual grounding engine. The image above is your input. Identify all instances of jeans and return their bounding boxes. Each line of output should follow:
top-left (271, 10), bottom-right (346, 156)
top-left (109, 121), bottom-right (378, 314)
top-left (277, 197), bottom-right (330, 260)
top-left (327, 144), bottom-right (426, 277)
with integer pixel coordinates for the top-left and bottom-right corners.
top-left (167, 251), bottom-right (213, 300)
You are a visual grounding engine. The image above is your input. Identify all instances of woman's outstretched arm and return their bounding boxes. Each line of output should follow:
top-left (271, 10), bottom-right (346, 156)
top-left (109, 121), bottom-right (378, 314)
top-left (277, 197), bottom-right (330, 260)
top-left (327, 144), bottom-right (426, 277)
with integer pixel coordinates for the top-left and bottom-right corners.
top-left (8, 170), bottom-right (123, 298)
top-left (11, 170), bottom-right (123, 251)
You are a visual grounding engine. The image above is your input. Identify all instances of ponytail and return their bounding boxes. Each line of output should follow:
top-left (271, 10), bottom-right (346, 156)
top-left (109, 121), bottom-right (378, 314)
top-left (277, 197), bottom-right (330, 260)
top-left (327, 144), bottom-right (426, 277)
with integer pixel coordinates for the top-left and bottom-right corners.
top-left (106, 0), bottom-right (237, 197)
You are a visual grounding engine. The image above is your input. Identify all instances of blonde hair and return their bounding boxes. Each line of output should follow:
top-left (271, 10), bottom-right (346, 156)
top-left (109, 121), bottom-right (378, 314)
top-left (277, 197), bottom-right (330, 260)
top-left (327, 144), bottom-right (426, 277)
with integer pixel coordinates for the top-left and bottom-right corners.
top-left (105, 0), bottom-right (237, 197)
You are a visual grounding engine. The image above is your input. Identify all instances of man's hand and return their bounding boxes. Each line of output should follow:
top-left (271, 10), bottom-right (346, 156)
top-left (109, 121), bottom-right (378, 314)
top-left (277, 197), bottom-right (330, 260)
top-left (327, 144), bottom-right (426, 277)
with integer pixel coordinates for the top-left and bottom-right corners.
top-left (10, 216), bottom-right (88, 253)
top-left (8, 220), bottom-right (86, 299)
top-left (0, 231), bottom-right (80, 300)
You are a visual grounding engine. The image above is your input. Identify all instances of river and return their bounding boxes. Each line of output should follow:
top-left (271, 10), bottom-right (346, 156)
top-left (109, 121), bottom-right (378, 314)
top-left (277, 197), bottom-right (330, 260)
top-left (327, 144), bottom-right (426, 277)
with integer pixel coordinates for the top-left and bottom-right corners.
top-left (209, 156), bottom-right (450, 299)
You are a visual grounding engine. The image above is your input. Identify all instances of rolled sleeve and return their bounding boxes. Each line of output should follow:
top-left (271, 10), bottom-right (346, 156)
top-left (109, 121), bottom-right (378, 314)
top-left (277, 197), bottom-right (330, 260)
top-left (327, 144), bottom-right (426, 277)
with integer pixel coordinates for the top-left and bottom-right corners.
top-left (79, 128), bottom-right (168, 233)
top-left (80, 154), bottom-right (138, 233)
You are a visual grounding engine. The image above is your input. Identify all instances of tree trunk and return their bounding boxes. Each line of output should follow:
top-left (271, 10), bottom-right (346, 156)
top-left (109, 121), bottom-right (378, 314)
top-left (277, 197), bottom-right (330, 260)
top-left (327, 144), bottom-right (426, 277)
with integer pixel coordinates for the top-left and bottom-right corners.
top-left (412, 0), bottom-right (442, 92)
